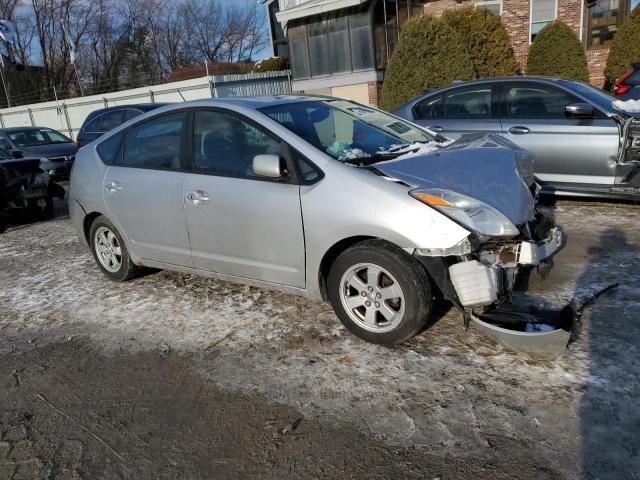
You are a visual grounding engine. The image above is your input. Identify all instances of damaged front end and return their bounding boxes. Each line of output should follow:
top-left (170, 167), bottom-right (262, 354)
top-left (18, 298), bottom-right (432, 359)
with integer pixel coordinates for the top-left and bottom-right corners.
top-left (374, 134), bottom-right (576, 355)
top-left (413, 210), bottom-right (568, 356)
top-left (0, 157), bottom-right (64, 232)
top-left (615, 115), bottom-right (640, 193)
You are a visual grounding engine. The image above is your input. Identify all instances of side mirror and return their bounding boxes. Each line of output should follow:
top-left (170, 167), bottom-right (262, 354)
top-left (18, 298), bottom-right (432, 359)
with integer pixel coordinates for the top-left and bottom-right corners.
top-left (253, 154), bottom-right (285, 179)
top-left (565, 103), bottom-right (594, 118)
top-left (11, 150), bottom-right (24, 159)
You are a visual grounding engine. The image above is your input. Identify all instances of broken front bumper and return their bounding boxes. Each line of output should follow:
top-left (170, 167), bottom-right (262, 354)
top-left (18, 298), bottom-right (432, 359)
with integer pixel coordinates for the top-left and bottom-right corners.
top-left (448, 228), bottom-right (563, 308)
top-left (415, 227), bottom-right (572, 356)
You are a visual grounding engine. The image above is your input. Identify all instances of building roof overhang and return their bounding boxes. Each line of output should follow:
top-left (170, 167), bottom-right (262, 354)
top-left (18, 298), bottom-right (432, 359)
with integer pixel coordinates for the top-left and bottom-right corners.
top-left (275, 0), bottom-right (369, 25)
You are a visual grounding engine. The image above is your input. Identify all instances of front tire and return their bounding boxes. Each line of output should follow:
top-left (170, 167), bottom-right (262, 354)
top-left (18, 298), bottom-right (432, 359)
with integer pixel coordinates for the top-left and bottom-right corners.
top-left (89, 216), bottom-right (141, 281)
top-left (327, 240), bottom-right (433, 345)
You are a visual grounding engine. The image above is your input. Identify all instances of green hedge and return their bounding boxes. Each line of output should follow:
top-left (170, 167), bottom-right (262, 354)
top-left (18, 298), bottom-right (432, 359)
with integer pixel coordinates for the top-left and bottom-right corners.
top-left (527, 21), bottom-right (589, 82)
top-left (442, 7), bottom-right (518, 79)
top-left (253, 56), bottom-right (290, 73)
top-left (604, 6), bottom-right (640, 88)
top-left (379, 15), bottom-right (473, 111)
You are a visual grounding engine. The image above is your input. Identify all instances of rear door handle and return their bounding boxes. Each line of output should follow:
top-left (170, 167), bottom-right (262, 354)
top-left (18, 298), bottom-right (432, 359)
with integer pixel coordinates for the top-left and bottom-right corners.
top-left (428, 125), bottom-right (443, 132)
top-left (186, 190), bottom-right (210, 206)
top-left (508, 126), bottom-right (530, 135)
top-left (105, 181), bottom-right (123, 192)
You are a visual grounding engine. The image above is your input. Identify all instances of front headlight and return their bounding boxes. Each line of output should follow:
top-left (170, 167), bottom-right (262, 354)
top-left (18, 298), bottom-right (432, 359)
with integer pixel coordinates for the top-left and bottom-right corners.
top-left (410, 188), bottom-right (520, 237)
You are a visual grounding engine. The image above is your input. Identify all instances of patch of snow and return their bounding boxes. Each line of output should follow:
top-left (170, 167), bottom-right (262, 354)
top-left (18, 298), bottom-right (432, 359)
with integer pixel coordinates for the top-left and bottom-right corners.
top-left (612, 99), bottom-right (640, 113)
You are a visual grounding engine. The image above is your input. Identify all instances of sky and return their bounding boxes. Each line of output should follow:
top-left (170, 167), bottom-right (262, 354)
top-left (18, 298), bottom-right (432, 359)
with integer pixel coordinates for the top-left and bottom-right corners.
top-left (10, 0), bottom-right (273, 66)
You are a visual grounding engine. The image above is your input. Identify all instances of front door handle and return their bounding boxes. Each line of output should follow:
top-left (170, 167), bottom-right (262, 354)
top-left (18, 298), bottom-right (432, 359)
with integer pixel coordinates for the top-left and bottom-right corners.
top-left (428, 125), bottom-right (444, 132)
top-left (105, 181), bottom-right (123, 192)
top-left (186, 190), bottom-right (210, 206)
top-left (508, 126), bottom-right (530, 135)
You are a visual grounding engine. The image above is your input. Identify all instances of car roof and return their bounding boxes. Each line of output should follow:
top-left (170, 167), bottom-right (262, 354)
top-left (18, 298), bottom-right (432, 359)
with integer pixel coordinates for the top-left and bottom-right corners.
top-left (393, 75), bottom-right (602, 111)
top-left (418, 76), bottom-right (570, 94)
top-left (185, 94), bottom-right (333, 109)
top-left (82, 103), bottom-right (169, 123)
top-left (0, 126), bottom-right (64, 133)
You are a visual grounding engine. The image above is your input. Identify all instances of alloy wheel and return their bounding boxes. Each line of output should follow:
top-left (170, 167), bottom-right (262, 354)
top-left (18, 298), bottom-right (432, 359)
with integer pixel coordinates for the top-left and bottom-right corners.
top-left (339, 262), bottom-right (405, 333)
top-left (94, 226), bottom-right (123, 273)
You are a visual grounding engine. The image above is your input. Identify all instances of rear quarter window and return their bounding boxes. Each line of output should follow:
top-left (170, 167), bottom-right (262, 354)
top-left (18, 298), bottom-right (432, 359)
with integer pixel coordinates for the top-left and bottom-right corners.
top-left (96, 130), bottom-right (125, 165)
top-left (82, 116), bottom-right (101, 133)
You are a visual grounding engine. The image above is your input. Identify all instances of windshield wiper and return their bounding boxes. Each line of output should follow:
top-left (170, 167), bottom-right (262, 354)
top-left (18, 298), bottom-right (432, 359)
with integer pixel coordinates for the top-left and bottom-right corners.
top-left (343, 151), bottom-right (405, 166)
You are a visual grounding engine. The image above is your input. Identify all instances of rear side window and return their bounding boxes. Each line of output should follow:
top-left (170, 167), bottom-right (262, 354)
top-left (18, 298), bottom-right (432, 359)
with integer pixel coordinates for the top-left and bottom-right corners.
top-left (444, 86), bottom-right (493, 119)
top-left (96, 130), bottom-right (125, 165)
top-left (124, 108), bottom-right (143, 121)
top-left (123, 112), bottom-right (185, 170)
top-left (414, 95), bottom-right (444, 120)
top-left (100, 110), bottom-right (125, 132)
top-left (82, 116), bottom-right (101, 133)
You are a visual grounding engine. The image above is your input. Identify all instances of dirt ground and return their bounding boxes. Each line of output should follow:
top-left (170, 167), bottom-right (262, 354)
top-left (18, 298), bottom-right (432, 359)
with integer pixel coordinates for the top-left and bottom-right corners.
top-left (1, 191), bottom-right (639, 479)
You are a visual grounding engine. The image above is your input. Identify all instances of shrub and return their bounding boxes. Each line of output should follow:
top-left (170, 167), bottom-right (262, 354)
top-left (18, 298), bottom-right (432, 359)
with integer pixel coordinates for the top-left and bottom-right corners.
top-left (380, 15), bottom-right (474, 111)
top-left (604, 6), bottom-right (640, 88)
top-left (253, 56), bottom-right (290, 73)
top-left (441, 7), bottom-right (518, 79)
top-left (526, 20), bottom-right (589, 82)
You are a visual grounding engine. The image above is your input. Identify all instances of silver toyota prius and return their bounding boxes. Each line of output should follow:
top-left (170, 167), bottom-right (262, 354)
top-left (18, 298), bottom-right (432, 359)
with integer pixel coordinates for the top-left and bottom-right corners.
top-left (69, 96), bottom-right (563, 346)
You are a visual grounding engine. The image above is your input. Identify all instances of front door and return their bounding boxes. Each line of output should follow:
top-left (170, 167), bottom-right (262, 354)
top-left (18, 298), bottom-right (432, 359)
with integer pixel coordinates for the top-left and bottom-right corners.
top-left (103, 111), bottom-right (192, 266)
top-left (183, 108), bottom-right (305, 288)
top-left (499, 82), bottom-right (619, 190)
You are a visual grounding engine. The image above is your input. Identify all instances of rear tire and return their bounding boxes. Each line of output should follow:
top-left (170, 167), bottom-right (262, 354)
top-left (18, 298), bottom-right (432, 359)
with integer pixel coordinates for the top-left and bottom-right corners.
top-left (327, 240), bottom-right (433, 345)
top-left (89, 216), bottom-right (141, 282)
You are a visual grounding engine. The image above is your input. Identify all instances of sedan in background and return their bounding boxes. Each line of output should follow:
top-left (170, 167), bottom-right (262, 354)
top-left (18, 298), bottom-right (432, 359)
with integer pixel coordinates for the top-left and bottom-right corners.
top-left (393, 76), bottom-right (640, 200)
top-left (76, 103), bottom-right (168, 148)
top-left (0, 126), bottom-right (77, 179)
top-left (70, 96), bottom-right (563, 347)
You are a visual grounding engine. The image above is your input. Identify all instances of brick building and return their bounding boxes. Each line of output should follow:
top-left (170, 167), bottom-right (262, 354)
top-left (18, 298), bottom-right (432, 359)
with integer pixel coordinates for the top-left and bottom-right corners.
top-left (424, 0), bottom-right (634, 86)
top-left (266, 0), bottom-right (635, 106)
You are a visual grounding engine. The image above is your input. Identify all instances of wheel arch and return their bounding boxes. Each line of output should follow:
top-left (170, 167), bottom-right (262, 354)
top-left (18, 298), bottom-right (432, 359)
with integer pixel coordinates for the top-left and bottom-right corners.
top-left (83, 211), bottom-right (104, 245)
top-left (317, 236), bottom-right (416, 300)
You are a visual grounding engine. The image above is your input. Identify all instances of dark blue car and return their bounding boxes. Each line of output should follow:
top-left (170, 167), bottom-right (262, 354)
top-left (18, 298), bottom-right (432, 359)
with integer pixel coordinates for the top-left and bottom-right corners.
top-left (76, 103), bottom-right (168, 148)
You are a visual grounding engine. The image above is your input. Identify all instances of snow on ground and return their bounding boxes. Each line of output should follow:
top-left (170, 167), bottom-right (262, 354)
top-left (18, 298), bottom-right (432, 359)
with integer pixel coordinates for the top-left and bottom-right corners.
top-left (1, 200), bottom-right (639, 479)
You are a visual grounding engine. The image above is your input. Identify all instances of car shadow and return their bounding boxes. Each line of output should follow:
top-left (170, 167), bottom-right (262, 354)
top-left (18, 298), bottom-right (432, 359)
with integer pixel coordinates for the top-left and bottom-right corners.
top-left (576, 228), bottom-right (640, 479)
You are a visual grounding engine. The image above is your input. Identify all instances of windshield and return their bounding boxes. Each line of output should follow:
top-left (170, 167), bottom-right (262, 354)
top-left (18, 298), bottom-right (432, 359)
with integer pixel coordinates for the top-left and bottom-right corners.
top-left (260, 100), bottom-right (435, 162)
top-left (561, 80), bottom-right (620, 114)
top-left (7, 128), bottom-right (71, 147)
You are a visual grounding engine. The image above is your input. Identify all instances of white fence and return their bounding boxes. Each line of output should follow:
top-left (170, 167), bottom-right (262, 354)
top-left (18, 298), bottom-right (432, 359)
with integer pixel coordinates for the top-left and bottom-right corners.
top-left (0, 70), bottom-right (292, 140)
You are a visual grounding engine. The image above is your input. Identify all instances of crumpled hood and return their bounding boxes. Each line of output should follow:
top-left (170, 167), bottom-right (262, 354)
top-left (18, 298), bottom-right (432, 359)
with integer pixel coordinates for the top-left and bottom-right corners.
top-left (374, 133), bottom-right (536, 227)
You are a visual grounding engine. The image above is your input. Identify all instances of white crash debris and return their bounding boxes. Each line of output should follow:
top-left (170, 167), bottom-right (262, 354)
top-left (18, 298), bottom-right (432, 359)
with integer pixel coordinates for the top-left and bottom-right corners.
top-left (612, 99), bottom-right (640, 113)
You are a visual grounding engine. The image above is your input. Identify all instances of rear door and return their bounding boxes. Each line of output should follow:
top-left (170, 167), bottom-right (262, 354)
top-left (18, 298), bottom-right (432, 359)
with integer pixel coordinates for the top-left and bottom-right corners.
top-left (183, 108), bottom-right (305, 287)
top-left (498, 81), bottom-right (619, 190)
top-left (103, 110), bottom-right (192, 266)
top-left (411, 84), bottom-right (501, 138)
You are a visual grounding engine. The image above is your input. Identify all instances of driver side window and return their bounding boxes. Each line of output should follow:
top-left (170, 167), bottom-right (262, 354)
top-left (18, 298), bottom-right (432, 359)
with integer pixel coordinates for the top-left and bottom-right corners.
top-left (505, 84), bottom-right (580, 119)
top-left (193, 109), bottom-right (283, 178)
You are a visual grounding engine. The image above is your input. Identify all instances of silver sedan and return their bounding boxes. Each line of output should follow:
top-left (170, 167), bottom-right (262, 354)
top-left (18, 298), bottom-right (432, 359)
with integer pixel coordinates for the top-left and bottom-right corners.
top-left (69, 96), bottom-right (562, 345)
top-left (392, 77), bottom-right (640, 200)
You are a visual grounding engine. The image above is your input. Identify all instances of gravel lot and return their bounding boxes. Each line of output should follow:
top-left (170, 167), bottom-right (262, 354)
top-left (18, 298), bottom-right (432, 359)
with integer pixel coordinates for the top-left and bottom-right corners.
top-left (0, 191), bottom-right (639, 479)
